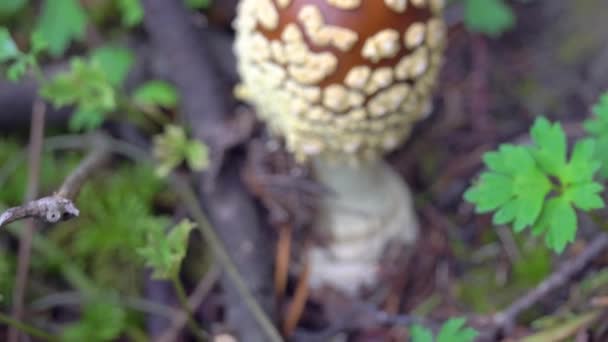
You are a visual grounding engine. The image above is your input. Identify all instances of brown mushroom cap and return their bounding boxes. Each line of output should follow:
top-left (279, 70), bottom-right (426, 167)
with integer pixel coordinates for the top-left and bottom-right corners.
top-left (234, 0), bottom-right (446, 161)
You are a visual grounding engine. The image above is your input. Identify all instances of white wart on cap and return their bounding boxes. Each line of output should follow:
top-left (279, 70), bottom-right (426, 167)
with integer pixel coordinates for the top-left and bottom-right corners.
top-left (235, 0), bottom-right (446, 161)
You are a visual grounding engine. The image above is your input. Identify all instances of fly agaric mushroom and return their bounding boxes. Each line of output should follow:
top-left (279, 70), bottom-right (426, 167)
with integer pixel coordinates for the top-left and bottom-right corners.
top-left (234, 0), bottom-right (446, 293)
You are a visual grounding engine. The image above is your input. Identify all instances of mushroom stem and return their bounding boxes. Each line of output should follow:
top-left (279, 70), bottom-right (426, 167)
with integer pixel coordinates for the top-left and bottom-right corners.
top-left (309, 157), bottom-right (418, 294)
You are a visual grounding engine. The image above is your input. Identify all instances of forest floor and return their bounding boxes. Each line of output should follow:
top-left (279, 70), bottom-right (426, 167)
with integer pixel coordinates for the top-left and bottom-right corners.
top-left (2, 0), bottom-right (608, 341)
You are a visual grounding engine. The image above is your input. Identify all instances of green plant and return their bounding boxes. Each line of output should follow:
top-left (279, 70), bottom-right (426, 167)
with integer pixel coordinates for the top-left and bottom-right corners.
top-left (116, 0), bottom-right (144, 28)
top-left (0, 3), bottom-right (219, 340)
top-left (1, 26), bottom-right (183, 133)
top-left (36, 0), bottom-right (87, 57)
top-left (411, 317), bottom-right (478, 342)
top-left (42, 58), bottom-right (117, 131)
top-left (465, 94), bottom-right (608, 253)
top-left (584, 93), bottom-right (608, 178)
top-left (138, 218), bottom-right (196, 280)
top-left (0, 27), bottom-right (46, 81)
top-left (153, 124), bottom-right (209, 177)
top-left (0, 0), bottom-right (27, 18)
top-left (463, 0), bottom-right (515, 37)
top-left (61, 300), bottom-right (127, 342)
top-left (184, 0), bottom-right (213, 9)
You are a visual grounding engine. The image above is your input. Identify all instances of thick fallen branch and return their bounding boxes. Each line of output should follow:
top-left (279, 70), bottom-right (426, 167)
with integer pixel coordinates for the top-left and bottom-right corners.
top-left (0, 143), bottom-right (110, 228)
top-left (141, 1), bottom-right (278, 341)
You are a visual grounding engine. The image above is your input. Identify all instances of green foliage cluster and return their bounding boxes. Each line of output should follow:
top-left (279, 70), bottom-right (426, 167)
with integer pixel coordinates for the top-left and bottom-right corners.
top-left (0, 137), bottom-right (199, 338)
top-left (42, 58), bottom-right (117, 131)
top-left (0, 18), bottom-right (179, 131)
top-left (1, 0), bottom-right (212, 49)
top-left (0, 27), bottom-right (46, 81)
top-left (465, 93), bottom-right (608, 253)
top-left (51, 165), bottom-right (169, 287)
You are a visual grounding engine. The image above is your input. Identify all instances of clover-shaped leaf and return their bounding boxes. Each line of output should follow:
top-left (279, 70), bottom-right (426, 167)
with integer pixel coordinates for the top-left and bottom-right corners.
top-left (464, 145), bottom-right (551, 231)
top-left (466, 116), bottom-right (605, 253)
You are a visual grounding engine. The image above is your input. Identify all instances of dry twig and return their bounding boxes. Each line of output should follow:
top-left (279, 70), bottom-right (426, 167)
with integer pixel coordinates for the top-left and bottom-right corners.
top-left (141, 1), bottom-right (278, 340)
top-left (8, 100), bottom-right (46, 342)
top-left (0, 139), bottom-right (110, 228)
top-left (487, 233), bottom-right (608, 340)
top-left (156, 264), bottom-right (221, 342)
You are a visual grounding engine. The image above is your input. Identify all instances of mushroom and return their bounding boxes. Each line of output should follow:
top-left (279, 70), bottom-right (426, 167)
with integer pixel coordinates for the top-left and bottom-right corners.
top-left (234, 0), bottom-right (446, 294)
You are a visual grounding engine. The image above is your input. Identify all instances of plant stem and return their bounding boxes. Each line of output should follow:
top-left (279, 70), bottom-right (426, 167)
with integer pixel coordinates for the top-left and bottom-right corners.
top-left (171, 177), bottom-right (284, 342)
top-left (9, 99), bottom-right (45, 342)
top-left (28, 59), bottom-right (48, 86)
top-left (171, 276), bottom-right (209, 341)
top-left (0, 312), bottom-right (58, 341)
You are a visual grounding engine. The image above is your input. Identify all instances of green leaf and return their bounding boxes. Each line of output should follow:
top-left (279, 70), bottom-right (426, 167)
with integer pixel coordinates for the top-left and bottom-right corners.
top-left (467, 116), bottom-right (605, 253)
top-left (584, 92), bottom-right (608, 178)
top-left (0, 27), bottom-right (20, 63)
top-left (563, 182), bottom-right (604, 211)
top-left (185, 141), bottom-right (209, 171)
top-left (410, 325), bottom-right (433, 342)
top-left (61, 301), bottom-right (126, 342)
top-left (559, 138), bottom-right (601, 184)
top-left (464, 0), bottom-right (515, 37)
top-left (437, 318), bottom-right (478, 342)
top-left (133, 81), bottom-right (179, 108)
top-left (464, 145), bottom-right (551, 231)
top-left (0, 0), bottom-right (27, 17)
top-left (138, 219), bottom-right (196, 279)
top-left (30, 31), bottom-right (48, 55)
top-left (69, 108), bottom-right (104, 132)
top-left (6, 58), bottom-right (26, 81)
top-left (533, 197), bottom-right (577, 253)
top-left (411, 319), bottom-right (478, 342)
top-left (528, 122), bottom-right (604, 253)
top-left (117, 0), bottom-right (143, 27)
top-left (153, 124), bottom-right (208, 177)
top-left (529, 117), bottom-right (567, 176)
top-left (36, 0), bottom-right (87, 57)
top-left (90, 46), bottom-right (134, 86)
top-left (41, 58), bottom-right (116, 131)
top-left (185, 0), bottom-right (212, 9)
